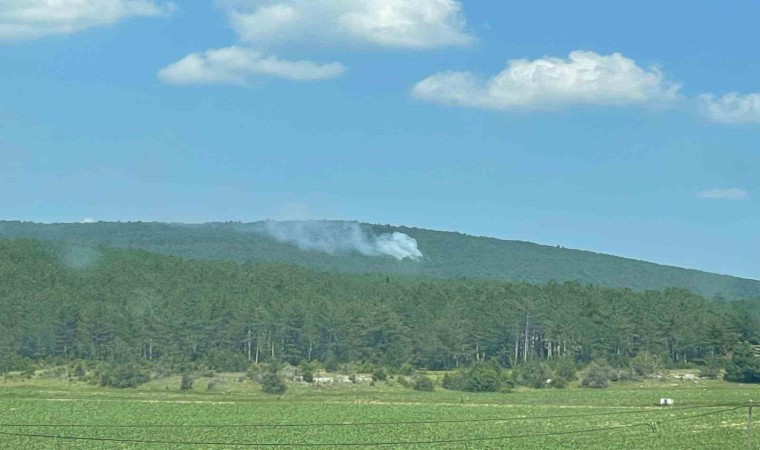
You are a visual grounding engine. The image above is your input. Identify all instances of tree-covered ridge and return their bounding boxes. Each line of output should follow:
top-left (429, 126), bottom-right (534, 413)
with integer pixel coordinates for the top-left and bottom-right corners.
top-left (1, 238), bottom-right (757, 371)
top-left (0, 220), bottom-right (758, 299)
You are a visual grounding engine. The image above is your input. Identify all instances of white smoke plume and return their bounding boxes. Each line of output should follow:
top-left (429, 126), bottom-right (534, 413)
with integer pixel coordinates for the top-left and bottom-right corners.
top-left (260, 221), bottom-right (423, 261)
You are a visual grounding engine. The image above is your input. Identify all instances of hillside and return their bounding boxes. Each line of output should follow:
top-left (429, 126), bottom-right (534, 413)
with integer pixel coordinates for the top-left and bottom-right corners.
top-left (0, 220), bottom-right (758, 300)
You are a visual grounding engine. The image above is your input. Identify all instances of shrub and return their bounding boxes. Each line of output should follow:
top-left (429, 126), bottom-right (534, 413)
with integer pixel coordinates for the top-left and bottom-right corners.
top-left (699, 357), bottom-right (723, 380)
top-left (180, 373), bottom-right (194, 391)
top-left (725, 343), bottom-right (760, 383)
top-left (72, 361), bottom-right (86, 379)
top-left (261, 372), bottom-right (287, 395)
top-left (324, 358), bottom-right (340, 373)
top-left (442, 372), bottom-right (466, 391)
top-left (443, 363), bottom-right (503, 392)
top-left (372, 367), bottom-right (388, 382)
top-left (398, 363), bottom-right (416, 376)
top-left (630, 352), bottom-right (661, 377)
top-left (206, 349), bottom-right (249, 372)
top-left (413, 375), bottom-right (434, 391)
top-left (512, 360), bottom-right (553, 389)
top-left (99, 363), bottom-right (150, 388)
top-left (582, 361), bottom-right (615, 389)
top-left (553, 359), bottom-right (578, 383)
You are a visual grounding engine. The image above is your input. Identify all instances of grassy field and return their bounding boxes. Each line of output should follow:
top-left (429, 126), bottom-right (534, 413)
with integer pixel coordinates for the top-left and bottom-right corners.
top-left (1, 371), bottom-right (758, 449)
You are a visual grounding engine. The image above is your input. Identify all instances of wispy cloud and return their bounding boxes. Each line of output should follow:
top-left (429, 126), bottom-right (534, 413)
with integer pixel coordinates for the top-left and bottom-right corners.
top-left (696, 188), bottom-right (750, 200)
top-left (412, 51), bottom-right (680, 110)
top-left (0, 0), bottom-right (174, 41)
top-left (699, 93), bottom-right (760, 124)
top-left (158, 46), bottom-right (346, 85)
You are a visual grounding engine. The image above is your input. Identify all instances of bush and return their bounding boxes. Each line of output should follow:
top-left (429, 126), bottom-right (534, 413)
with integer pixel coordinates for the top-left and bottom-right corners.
top-left (582, 361), bottom-right (615, 389)
top-left (398, 363), bottom-right (416, 376)
top-left (725, 343), bottom-right (760, 383)
top-left (299, 361), bottom-right (316, 383)
top-left (206, 349), bottom-right (249, 372)
top-left (442, 372), bottom-right (466, 391)
top-left (71, 361), bottom-right (86, 379)
top-left (699, 357), bottom-right (723, 380)
top-left (99, 363), bottom-right (150, 389)
top-left (247, 363), bottom-right (268, 383)
top-left (443, 364), bottom-right (503, 392)
top-left (413, 375), bottom-right (434, 391)
top-left (372, 367), bottom-right (388, 382)
top-left (512, 360), bottom-right (553, 389)
top-left (552, 359), bottom-right (578, 383)
top-left (261, 372), bottom-right (287, 395)
top-left (180, 373), bottom-right (194, 391)
top-left (630, 352), bottom-right (661, 377)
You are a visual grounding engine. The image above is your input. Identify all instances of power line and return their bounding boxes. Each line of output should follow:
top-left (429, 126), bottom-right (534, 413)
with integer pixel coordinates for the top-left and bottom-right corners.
top-left (0, 406), bottom-right (744, 447)
top-left (0, 402), bottom-right (746, 429)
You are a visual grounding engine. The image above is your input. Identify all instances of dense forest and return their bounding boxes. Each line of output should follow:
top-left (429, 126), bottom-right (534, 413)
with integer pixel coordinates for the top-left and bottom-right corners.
top-left (1, 238), bottom-right (758, 374)
top-left (1, 221), bottom-right (758, 300)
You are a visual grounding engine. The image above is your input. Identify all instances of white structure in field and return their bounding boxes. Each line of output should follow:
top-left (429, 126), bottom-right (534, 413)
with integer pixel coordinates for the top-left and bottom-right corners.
top-left (660, 398), bottom-right (674, 406)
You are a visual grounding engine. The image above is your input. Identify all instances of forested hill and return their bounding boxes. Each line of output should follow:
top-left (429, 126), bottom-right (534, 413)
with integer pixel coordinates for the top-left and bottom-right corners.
top-left (0, 238), bottom-right (757, 369)
top-left (1, 220), bottom-right (758, 300)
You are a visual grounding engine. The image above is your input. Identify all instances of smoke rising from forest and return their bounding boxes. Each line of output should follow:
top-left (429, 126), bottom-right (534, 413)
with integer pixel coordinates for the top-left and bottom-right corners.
top-left (260, 221), bottom-right (423, 261)
top-left (62, 245), bottom-right (101, 270)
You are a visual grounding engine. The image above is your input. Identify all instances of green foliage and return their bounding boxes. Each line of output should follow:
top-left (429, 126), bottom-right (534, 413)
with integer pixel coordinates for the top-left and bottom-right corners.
top-left (512, 360), bottom-right (554, 389)
top-left (582, 361), bottom-right (615, 389)
top-left (0, 238), bottom-right (756, 378)
top-left (699, 357), bottom-right (724, 380)
top-left (261, 372), bottom-right (287, 395)
top-left (630, 352), bottom-right (661, 377)
top-left (725, 343), bottom-right (760, 383)
top-left (98, 363), bottom-right (150, 388)
top-left (206, 349), bottom-right (249, 372)
top-left (443, 363), bottom-right (504, 392)
top-left (180, 373), bottom-right (194, 391)
top-left (412, 375), bottom-right (434, 391)
top-left (552, 358), bottom-right (578, 383)
top-left (372, 367), bottom-right (388, 382)
top-left (1, 220), bottom-right (758, 299)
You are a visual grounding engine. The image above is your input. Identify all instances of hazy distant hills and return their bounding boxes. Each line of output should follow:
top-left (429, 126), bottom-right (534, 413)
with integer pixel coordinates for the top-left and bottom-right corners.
top-left (1, 220), bottom-right (758, 300)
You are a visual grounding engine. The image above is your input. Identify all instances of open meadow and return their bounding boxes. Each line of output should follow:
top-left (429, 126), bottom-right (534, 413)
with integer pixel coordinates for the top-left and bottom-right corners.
top-left (1, 370), bottom-right (758, 449)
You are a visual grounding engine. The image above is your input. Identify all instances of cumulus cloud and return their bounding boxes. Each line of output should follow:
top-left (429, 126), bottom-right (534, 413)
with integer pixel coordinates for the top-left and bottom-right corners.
top-left (699, 93), bottom-right (760, 124)
top-left (412, 51), bottom-right (680, 110)
top-left (158, 46), bottom-right (346, 85)
top-left (0, 0), bottom-right (174, 41)
top-left (697, 188), bottom-right (750, 200)
top-left (229, 0), bottom-right (473, 49)
top-left (160, 0), bottom-right (471, 86)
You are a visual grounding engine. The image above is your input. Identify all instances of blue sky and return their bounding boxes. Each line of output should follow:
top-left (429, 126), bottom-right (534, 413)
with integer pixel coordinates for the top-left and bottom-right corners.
top-left (1, 0), bottom-right (758, 279)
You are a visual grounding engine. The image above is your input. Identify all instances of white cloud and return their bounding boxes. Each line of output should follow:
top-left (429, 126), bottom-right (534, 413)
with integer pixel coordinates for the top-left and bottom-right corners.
top-left (412, 51), bottom-right (680, 110)
top-left (81, 217), bottom-right (97, 223)
top-left (699, 93), bottom-right (760, 124)
top-left (158, 46), bottom-right (346, 85)
top-left (160, 0), bottom-right (471, 87)
top-left (697, 188), bottom-right (750, 201)
top-left (229, 0), bottom-right (473, 49)
top-left (0, 0), bottom-right (174, 41)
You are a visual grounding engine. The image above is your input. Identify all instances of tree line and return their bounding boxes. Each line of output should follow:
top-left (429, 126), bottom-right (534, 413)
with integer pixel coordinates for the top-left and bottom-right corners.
top-left (1, 239), bottom-right (758, 374)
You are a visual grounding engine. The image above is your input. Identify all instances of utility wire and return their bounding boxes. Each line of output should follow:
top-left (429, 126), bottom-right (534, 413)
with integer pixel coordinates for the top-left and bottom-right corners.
top-left (0, 402), bottom-right (747, 429)
top-left (0, 406), bottom-right (744, 447)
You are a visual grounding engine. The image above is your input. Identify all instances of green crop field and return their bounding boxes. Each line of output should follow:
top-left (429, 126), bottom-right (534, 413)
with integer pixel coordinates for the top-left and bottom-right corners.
top-left (1, 372), bottom-right (758, 449)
